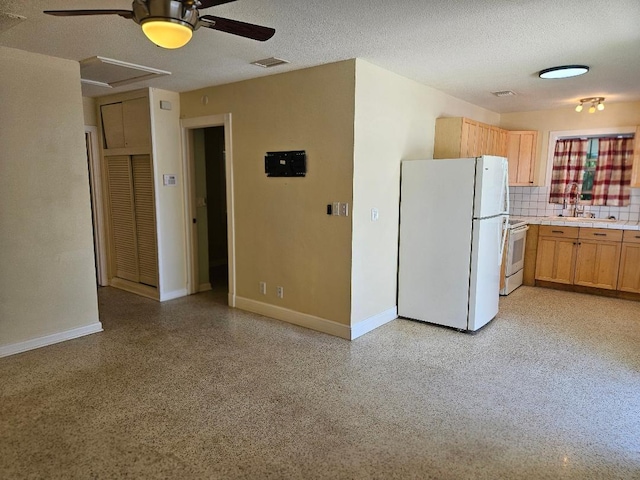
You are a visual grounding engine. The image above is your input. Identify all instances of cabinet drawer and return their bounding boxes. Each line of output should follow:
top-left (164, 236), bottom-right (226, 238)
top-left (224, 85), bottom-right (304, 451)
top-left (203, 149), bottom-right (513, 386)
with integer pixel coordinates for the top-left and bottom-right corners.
top-left (539, 225), bottom-right (579, 239)
top-left (579, 228), bottom-right (623, 242)
top-left (622, 230), bottom-right (640, 244)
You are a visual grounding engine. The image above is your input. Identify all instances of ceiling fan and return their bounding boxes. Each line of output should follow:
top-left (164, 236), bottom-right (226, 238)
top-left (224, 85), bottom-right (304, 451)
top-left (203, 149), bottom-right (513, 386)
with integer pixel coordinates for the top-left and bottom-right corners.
top-left (44, 0), bottom-right (275, 49)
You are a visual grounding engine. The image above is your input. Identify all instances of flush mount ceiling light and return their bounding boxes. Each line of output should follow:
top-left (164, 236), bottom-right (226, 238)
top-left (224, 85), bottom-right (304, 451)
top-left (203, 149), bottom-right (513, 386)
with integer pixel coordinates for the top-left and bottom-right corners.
top-left (575, 97), bottom-right (605, 113)
top-left (539, 65), bottom-right (589, 79)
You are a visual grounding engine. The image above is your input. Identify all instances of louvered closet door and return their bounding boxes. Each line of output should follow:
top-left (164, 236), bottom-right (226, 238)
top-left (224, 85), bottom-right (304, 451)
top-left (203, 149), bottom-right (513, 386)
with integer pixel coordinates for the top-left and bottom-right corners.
top-left (131, 155), bottom-right (158, 287)
top-left (106, 156), bottom-right (139, 282)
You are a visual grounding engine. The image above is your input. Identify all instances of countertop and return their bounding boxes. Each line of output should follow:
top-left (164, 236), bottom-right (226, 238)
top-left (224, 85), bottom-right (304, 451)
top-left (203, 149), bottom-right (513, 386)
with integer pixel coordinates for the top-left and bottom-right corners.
top-left (511, 216), bottom-right (640, 231)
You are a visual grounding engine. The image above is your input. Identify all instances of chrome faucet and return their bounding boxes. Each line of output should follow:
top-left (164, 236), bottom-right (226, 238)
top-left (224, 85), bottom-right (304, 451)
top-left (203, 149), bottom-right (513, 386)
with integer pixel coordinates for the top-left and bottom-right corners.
top-left (563, 182), bottom-right (583, 217)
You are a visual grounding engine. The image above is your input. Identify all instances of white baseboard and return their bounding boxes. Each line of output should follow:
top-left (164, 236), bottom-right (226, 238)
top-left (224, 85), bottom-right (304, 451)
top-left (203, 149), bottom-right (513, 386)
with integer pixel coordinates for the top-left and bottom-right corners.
top-left (0, 322), bottom-right (103, 358)
top-left (160, 288), bottom-right (188, 302)
top-left (235, 296), bottom-right (351, 339)
top-left (198, 283), bottom-right (212, 292)
top-left (350, 307), bottom-right (398, 340)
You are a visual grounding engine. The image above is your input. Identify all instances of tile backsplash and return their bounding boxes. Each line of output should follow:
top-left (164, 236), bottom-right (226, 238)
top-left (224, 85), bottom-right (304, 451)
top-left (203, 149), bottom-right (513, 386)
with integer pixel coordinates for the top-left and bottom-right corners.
top-left (509, 186), bottom-right (640, 222)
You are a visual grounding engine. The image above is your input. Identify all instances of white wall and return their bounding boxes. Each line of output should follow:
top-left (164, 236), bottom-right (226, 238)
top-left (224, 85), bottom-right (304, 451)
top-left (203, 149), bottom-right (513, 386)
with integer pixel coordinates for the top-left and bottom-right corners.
top-left (149, 89), bottom-right (188, 301)
top-left (351, 59), bottom-right (500, 325)
top-left (0, 47), bottom-right (101, 355)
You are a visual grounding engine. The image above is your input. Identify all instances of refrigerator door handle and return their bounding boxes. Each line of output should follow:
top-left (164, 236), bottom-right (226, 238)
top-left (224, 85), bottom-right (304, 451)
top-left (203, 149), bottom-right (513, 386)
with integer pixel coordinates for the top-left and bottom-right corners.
top-left (499, 216), bottom-right (508, 266)
top-left (501, 159), bottom-right (510, 215)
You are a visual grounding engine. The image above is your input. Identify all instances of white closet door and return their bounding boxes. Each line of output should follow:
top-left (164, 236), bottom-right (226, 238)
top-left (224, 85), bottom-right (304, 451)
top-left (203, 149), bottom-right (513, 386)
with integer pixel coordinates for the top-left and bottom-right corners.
top-left (131, 155), bottom-right (158, 287)
top-left (106, 155), bottom-right (139, 282)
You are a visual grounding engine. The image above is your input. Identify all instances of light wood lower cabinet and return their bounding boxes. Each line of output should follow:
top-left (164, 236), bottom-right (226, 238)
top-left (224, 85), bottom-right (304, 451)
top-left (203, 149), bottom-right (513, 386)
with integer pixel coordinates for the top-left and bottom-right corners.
top-left (536, 226), bottom-right (624, 290)
top-left (618, 231), bottom-right (640, 293)
top-left (574, 240), bottom-right (621, 290)
top-left (535, 226), bottom-right (578, 284)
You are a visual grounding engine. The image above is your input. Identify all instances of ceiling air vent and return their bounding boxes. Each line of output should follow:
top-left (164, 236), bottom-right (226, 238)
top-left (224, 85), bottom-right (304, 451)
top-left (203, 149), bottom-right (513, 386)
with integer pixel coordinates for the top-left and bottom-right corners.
top-left (491, 90), bottom-right (517, 97)
top-left (251, 57), bottom-right (289, 68)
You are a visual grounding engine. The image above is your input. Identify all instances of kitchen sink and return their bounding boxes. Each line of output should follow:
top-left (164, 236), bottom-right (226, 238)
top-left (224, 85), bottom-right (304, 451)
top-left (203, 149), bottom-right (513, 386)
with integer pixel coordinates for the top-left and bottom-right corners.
top-left (548, 216), bottom-right (618, 223)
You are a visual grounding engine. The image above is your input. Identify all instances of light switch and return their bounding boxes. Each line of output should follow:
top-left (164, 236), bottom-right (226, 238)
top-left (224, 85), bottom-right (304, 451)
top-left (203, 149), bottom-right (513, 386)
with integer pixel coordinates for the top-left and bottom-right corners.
top-left (371, 208), bottom-right (379, 221)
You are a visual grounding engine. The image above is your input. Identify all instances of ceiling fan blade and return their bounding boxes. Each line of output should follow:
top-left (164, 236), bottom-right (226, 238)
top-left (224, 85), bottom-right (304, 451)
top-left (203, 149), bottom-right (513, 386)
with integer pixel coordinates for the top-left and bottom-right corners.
top-left (44, 10), bottom-right (134, 19)
top-left (196, 0), bottom-right (238, 9)
top-left (200, 15), bottom-right (275, 41)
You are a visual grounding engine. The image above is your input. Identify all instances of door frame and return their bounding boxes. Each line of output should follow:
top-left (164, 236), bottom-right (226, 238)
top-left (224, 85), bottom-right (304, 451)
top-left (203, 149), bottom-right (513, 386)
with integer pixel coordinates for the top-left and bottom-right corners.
top-left (85, 125), bottom-right (109, 286)
top-left (180, 114), bottom-right (236, 306)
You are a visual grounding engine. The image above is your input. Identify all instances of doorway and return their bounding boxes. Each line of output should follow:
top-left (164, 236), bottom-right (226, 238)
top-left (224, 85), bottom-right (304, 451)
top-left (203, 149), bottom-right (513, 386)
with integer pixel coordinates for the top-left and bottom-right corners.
top-left (181, 114), bottom-right (236, 306)
top-left (194, 127), bottom-right (228, 294)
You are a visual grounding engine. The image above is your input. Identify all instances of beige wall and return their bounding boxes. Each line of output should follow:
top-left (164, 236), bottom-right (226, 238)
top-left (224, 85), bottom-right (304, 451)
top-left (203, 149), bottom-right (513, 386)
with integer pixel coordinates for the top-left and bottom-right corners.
top-left (83, 97), bottom-right (97, 126)
top-left (500, 101), bottom-right (640, 185)
top-left (0, 47), bottom-right (100, 349)
top-left (351, 59), bottom-right (500, 324)
top-left (181, 61), bottom-right (356, 324)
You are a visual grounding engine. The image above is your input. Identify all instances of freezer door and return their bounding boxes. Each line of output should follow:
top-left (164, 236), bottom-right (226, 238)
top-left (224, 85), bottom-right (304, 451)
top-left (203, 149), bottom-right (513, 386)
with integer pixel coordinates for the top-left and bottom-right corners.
top-left (474, 156), bottom-right (509, 218)
top-left (468, 216), bottom-right (503, 331)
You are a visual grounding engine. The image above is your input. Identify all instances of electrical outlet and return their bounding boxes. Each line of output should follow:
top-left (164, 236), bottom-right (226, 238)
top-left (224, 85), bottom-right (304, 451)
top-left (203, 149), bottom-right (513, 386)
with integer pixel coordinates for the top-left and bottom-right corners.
top-left (276, 286), bottom-right (284, 298)
top-left (332, 202), bottom-right (340, 216)
top-left (340, 202), bottom-right (349, 216)
top-left (260, 281), bottom-right (267, 295)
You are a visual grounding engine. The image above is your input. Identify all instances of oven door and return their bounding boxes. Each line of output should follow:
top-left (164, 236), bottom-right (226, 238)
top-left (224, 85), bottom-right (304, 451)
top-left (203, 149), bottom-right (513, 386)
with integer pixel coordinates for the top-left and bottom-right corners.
top-left (506, 225), bottom-right (529, 276)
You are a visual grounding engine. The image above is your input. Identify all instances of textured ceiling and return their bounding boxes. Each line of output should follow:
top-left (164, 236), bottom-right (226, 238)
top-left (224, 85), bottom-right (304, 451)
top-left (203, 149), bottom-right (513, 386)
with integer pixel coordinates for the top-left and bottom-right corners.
top-left (1, 0), bottom-right (639, 113)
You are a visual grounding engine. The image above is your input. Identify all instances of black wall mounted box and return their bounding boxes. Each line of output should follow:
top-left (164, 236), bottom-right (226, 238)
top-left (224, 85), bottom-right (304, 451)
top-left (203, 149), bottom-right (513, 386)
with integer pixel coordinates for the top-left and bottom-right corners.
top-left (265, 151), bottom-right (306, 177)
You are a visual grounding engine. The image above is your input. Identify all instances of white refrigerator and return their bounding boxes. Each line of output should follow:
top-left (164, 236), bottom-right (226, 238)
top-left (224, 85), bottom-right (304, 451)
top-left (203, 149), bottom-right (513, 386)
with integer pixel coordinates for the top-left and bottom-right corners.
top-left (398, 156), bottom-right (509, 332)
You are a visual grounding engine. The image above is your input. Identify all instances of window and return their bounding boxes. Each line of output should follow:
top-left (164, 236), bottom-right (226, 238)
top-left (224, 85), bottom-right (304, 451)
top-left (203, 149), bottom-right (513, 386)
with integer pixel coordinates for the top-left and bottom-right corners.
top-left (580, 138), bottom-right (598, 201)
top-left (549, 133), bottom-right (634, 207)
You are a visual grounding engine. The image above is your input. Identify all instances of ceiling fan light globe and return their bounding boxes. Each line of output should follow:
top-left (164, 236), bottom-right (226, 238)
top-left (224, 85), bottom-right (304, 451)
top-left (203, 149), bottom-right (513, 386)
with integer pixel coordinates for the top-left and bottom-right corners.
top-left (142, 20), bottom-right (193, 49)
top-left (597, 102), bottom-right (605, 111)
top-left (575, 104), bottom-right (583, 112)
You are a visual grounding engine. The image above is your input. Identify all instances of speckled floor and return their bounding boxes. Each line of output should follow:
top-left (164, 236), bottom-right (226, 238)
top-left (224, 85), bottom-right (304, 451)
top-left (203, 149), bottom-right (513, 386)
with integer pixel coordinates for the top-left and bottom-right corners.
top-left (1, 286), bottom-right (639, 479)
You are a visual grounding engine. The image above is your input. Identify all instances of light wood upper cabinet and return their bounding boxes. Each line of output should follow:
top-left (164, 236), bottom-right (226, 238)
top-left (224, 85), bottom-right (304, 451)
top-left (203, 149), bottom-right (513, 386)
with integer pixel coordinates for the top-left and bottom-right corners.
top-left (507, 130), bottom-right (538, 186)
top-left (618, 231), bottom-right (640, 293)
top-left (101, 97), bottom-right (151, 150)
top-left (631, 126), bottom-right (640, 188)
top-left (460, 118), bottom-right (477, 157)
top-left (434, 117), bottom-right (524, 161)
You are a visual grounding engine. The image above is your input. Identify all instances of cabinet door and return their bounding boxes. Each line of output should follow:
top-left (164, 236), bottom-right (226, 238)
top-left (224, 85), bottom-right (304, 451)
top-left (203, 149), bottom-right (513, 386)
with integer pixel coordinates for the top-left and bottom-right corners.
top-left (574, 240), bottom-right (621, 290)
top-left (507, 130), bottom-right (538, 186)
top-left (535, 236), bottom-right (577, 284)
top-left (100, 97), bottom-right (150, 150)
top-left (618, 242), bottom-right (640, 293)
top-left (461, 119), bottom-right (478, 157)
top-left (479, 124), bottom-right (491, 156)
top-left (122, 97), bottom-right (151, 148)
top-left (488, 127), bottom-right (500, 156)
top-left (106, 155), bottom-right (139, 282)
top-left (131, 155), bottom-right (158, 287)
top-left (101, 103), bottom-right (125, 149)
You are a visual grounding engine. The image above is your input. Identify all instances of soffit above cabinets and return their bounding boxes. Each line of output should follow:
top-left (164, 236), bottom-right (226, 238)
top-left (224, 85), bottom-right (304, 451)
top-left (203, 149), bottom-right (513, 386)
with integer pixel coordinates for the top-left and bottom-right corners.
top-left (80, 56), bottom-right (171, 96)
